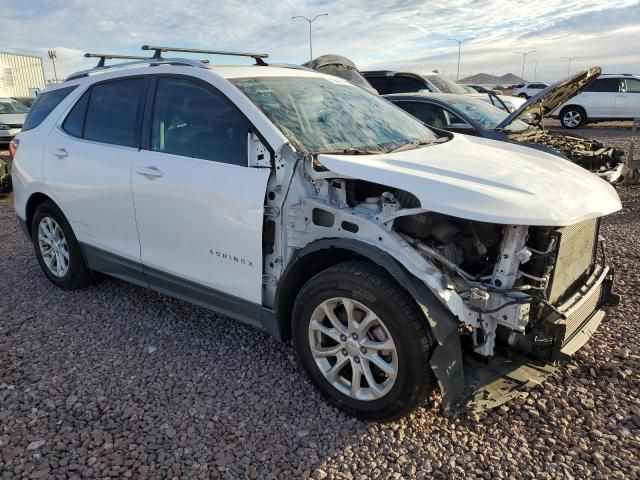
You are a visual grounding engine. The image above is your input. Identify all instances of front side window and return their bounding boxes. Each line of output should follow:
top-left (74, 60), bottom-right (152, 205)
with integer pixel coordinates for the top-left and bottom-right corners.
top-left (623, 78), bottom-right (640, 93)
top-left (83, 78), bottom-right (146, 147)
top-left (21, 86), bottom-right (76, 131)
top-left (449, 98), bottom-right (529, 132)
top-left (151, 77), bottom-right (247, 166)
top-left (232, 76), bottom-right (438, 154)
top-left (394, 101), bottom-right (450, 129)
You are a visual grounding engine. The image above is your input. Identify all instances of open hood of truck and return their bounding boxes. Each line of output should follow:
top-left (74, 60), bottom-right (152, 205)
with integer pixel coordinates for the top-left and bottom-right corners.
top-left (317, 134), bottom-right (621, 227)
top-left (496, 67), bottom-right (601, 130)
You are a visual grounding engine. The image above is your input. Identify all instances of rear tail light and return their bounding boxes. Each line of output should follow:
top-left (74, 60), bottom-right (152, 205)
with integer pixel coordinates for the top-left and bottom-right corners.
top-left (9, 138), bottom-right (19, 161)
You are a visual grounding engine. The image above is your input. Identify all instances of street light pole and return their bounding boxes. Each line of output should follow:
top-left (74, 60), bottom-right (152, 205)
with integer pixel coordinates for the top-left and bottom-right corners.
top-left (447, 37), bottom-right (474, 81)
top-left (561, 56), bottom-right (579, 76)
top-left (47, 49), bottom-right (58, 82)
top-left (292, 13), bottom-right (328, 62)
top-left (533, 60), bottom-right (538, 81)
top-left (514, 50), bottom-right (536, 80)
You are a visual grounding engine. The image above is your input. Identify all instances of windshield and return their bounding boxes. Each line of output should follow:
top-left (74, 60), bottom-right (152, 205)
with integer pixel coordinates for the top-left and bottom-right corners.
top-left (232, 76), bottom-right (438, 154)
top-left (449, 98), bottom-right (529, 132)
top-left (0, 98), bottom-right (29, 114)
top-left (423, 75), bottom-right (468, 95)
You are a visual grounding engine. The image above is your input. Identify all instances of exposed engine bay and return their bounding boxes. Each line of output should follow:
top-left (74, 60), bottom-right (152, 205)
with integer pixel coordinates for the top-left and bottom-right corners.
top-left (508, 127), bottom-right (625, 182)
top-left (262, 146), bottom-right (619, 410)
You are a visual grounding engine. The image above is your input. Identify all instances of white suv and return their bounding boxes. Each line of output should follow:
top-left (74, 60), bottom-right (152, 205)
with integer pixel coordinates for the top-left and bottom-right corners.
top-left (512, 82), bottom-right (549, 99)
top-left (553, 74), bottom-right (640, 128)
top-left (12, 46), bottom-right (621, 420)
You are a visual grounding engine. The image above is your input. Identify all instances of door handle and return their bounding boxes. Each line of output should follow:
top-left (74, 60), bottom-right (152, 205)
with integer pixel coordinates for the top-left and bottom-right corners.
top-left (135, 166), bottom-right (164, 178)
top-left (52, 148), bottom-right (68, 159)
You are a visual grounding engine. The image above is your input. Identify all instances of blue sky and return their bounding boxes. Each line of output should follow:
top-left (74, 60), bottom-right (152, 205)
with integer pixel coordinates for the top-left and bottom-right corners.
top-left (2, 0), bottom-right (638, 82)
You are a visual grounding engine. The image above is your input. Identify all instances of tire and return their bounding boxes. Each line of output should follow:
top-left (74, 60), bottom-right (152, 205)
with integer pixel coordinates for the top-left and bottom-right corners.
top-left (560, 106), bottom-right (586, 129)
top-left (31, 200), bottom-right (93, 290)
top-left (518, 93), bottom-right (528, 99)
top-left (292, 261), bottom-right (437, 421)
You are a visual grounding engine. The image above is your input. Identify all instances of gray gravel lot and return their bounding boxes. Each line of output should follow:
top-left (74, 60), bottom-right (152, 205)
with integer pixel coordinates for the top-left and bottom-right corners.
top-left (1, 126), bottom-right (639, 479)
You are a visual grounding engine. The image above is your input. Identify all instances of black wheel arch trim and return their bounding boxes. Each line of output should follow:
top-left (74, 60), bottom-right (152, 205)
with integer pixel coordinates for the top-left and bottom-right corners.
top-left (276, 238), bottom-right (466, 410)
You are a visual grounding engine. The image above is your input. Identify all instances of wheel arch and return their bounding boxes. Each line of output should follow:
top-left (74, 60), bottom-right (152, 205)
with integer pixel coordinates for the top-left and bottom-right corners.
top-left (560, 104), bottom-right (588, 119)
top-left (275, 237), bottom-right (467, 410)
top-left (25, 192), bottom-right (59, 237)
top-left (275, 238), bottom-right (437, 341)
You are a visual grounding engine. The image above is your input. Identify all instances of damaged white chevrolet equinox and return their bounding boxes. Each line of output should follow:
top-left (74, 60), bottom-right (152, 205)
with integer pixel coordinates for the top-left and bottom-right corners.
top-left (12, 47), bottom-right (622, 420)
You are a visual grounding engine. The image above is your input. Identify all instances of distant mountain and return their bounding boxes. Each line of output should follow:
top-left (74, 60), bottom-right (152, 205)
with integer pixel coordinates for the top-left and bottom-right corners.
top-left (459, 73), bottom-right (525, 86)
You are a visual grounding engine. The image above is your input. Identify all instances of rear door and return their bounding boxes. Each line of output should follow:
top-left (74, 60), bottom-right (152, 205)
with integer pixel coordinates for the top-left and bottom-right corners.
top-left (131, 75), bottom-right (270, 304)
top-left (43, 77), bottom-right (148, 269)
top-left (613, 77), bottom-right (640, 118)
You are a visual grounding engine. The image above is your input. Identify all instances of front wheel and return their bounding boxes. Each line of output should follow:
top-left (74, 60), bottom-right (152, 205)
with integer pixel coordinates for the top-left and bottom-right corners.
top-left (518, 93), bottom-right (528, 99)
top-left (292, 261), bottom-right (437, 421)
top-left (560, 106), bottom-right (586, 129)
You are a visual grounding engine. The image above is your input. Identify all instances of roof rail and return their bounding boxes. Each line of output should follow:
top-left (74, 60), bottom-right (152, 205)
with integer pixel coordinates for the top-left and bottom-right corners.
top-left (141, 45), bottom-right (269, 66)
top-left (65, 57), bottom-right (210, 81)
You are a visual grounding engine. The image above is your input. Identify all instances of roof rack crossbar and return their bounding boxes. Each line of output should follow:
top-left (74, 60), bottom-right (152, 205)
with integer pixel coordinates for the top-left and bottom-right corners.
top-left (141, 45), bottom-right (269, 66)
top-left (84, 52), bottom-right (150, 68)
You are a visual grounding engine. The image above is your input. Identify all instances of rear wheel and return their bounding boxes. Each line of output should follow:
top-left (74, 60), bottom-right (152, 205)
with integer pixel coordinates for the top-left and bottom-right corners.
top-left (31, 200), bottom-right (93, 290)
top-left (560, 106), bottom-right (586, 129)
top-left (292, 261), bottom-right (437, 421)
top-left (518, 93), bottom-right (528, 99)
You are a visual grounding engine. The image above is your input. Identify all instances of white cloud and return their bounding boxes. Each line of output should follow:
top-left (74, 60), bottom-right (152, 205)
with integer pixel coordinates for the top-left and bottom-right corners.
top-left (1, 0), bottom-right (638, 82)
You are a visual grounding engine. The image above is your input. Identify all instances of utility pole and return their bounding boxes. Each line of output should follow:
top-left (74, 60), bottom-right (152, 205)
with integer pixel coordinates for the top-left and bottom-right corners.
top-left (514, 50), bottom-right (535, 81)
top-left (47, 49), bottom-right (58, 82)
top-left (291, 13), bottom-right (328, 62)
top-left (447, 37), bottom-right (474, 81)
top-left (561, 56), bottom-right (579, 76)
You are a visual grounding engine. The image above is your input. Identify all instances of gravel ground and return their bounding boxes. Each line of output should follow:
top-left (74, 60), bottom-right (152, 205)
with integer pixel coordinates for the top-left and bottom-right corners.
top-left (1, 129), bottom-right (639, 479)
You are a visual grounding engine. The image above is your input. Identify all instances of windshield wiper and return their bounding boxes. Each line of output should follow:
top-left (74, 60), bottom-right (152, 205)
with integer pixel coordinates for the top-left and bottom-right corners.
top-left (316, 147), bottom-right (382, 155)
top-left (387, 137), bottom-right (446, 153)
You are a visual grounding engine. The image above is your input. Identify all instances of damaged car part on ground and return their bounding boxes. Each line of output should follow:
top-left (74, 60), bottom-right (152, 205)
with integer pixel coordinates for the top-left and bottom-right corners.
top-left (387, 67), bottom-right (626, 184)
top-left (12, 47), bottom-right (622, 421)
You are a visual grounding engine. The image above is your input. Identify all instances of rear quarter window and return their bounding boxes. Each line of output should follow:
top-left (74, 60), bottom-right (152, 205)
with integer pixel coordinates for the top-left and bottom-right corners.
top-left (21, 86), bottom-right (77, 131)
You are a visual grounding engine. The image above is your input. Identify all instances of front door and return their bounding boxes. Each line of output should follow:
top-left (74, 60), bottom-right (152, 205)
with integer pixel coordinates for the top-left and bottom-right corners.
top-left (132, 76), bottom-right (270, 304)
top-left (613, 77), bottom-right (640, 118)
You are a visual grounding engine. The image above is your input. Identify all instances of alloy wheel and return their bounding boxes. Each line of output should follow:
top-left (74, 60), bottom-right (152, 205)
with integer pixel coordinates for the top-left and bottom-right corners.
top-left (308, 297), bottom-right (398, 401)
top-left (563, 110), bottom-right (582, 128)
top-left (37, 216), bottom-right (70, 277)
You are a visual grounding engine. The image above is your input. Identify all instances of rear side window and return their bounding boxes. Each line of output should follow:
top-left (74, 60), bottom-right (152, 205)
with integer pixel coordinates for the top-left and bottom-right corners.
top-left (83, 78), bottom-right (147, 147)
top-left (390, 76), bottom-right (427, 93)
top-left (365, 76), bottom-right (387, 94)
top-left (150, 77), bottom-right (248, 166)
top-left (584, 78), bottom-right (620, 93)
top-left (21, 86), bottom-right (76, 131)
